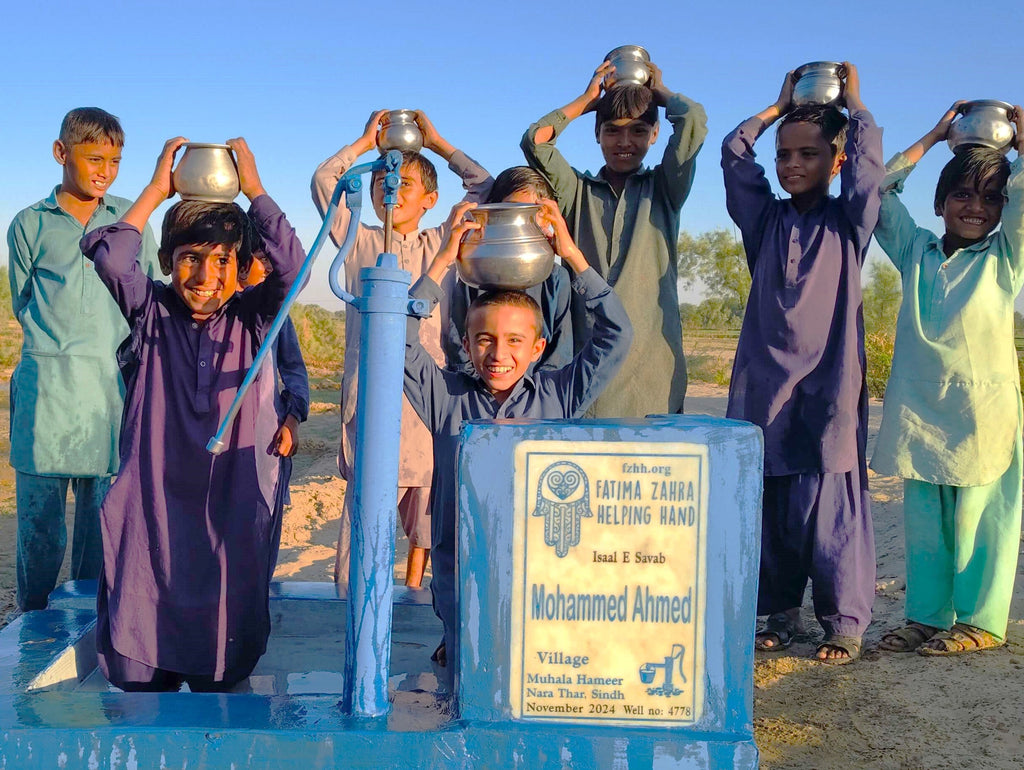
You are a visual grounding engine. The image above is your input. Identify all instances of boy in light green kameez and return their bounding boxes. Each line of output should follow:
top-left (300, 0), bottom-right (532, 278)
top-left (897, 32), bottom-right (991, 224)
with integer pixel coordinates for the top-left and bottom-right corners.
top-left (871, 102), bottom-right (1024, 655)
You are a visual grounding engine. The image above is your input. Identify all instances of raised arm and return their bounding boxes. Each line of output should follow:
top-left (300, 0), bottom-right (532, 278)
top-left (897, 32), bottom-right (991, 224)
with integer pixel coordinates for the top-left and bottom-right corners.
top-left (874, 102), bottom-right (970, 274)
top-left (995, 107), bottom-right (1024, 293)
top-left (310, 110), bottom-right (386, 247)
top-left (520, 63), bottom-right (611, 209)
top-left (228, 137), bottom-right (304, 320)
top-left (81, 136), bottom-right (189, 318)
top-left (836, 64), bottom-right (884, 251)
top-left (721, 74), bottom-right (793, 268)
top-left (650, 64), bottom-right (708, 211)
top-left (553, 268), bottom-right (633, 417)
top-left (403, 275), bottom-right (454, 434)
top-left (415, 110), bottom-right (494, 209)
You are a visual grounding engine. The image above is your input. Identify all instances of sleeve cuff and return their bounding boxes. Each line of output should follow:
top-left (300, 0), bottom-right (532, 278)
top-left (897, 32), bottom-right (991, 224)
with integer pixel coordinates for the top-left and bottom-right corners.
top-left (410, 275), bottom-right (444, 309)
top-left (882, 153), bottom-right (915, 193)
top-left (571, 267), bottom-right (609, 297)
top-left (80, 222), bottom-right (142, 259)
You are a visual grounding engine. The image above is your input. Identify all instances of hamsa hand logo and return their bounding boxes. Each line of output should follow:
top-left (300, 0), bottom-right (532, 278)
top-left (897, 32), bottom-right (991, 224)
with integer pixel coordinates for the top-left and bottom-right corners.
top-left (532, 461), bottom-right (592, 557)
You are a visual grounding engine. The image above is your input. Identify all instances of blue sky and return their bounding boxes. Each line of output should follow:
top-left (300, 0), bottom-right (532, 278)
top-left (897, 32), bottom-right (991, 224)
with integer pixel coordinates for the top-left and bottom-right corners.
top-left (1, 0), bottom-right (1021, 310)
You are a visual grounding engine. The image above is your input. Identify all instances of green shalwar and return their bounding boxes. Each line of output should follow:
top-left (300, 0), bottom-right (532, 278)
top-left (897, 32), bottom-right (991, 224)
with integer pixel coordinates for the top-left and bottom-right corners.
top-left (870, 154), bottom-right (1024, 638)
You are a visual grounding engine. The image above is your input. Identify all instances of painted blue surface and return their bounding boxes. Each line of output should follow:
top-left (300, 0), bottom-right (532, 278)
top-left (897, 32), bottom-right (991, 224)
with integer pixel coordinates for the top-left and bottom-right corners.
top-left (342, 254), bottom-right (411, 718)
top-left (457, 416), bottom-right (762, 766)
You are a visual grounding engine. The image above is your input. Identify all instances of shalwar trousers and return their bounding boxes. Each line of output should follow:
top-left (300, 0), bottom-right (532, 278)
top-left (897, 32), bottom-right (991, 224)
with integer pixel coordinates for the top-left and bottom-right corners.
top-left (16, 471), bottom-right (110, 610)
top-left (902, 435), bottom-right (1023, 640)
top-left (758, 463), bottom-right (875, 638)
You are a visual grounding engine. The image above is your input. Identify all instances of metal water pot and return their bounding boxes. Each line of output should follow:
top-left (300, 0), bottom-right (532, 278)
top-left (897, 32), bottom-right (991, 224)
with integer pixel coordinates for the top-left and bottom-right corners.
top-left (792, 61), bottom-right (845, 107)
top-left (947, 100), bottom-right (1016, 154)
top-left (457, 203), bottom-right (555, 290)
top-left (172, 143), bottom-right (239, 203)
top-left (604, 45), bottom-right (651, 88)
top-left (377, 110), bottom-right (423, 154)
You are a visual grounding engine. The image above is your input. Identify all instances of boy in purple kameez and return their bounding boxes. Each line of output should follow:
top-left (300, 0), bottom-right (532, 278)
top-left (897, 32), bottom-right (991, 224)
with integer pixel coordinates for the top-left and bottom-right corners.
top-left (722, 64), bottom-right (884, 662)
top-left (80, 137), bottom-right (304, 691)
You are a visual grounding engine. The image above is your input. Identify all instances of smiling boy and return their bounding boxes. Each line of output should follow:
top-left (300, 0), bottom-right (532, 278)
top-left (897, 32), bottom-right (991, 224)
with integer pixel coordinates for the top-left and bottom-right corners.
top-left (522, 60), bottom-right (707, 418)
top-left (872, 104), bottom-right (1024, 656)
top-left (722, 64), bottom-right (884, 663)
top-left (404, 200), bottom-right (632, 683)
top-left (7, 108), bottom-right (160, 611)
top-left (311, 110), bottom-right (492, 588)
top-left (80, 136), bottom-right (304, 691)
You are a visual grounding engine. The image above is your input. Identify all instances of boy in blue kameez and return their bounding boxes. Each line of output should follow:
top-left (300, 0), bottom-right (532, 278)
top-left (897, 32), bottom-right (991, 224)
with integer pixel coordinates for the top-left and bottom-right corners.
top-left (723, 64), bottom-right (884, 662)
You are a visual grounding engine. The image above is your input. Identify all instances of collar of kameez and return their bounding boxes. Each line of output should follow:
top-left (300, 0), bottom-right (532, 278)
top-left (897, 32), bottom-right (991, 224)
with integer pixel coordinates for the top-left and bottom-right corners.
top-left (41, 185), bottom-right (118, 214)
top-left (941, 229), bottom-right (1000, 257)
top-left (585, 167), bottom-right (654, 187)
top-left (473, 370), bottom-right (537, 403)
top-left (388, 228), bottom-right (420, 243)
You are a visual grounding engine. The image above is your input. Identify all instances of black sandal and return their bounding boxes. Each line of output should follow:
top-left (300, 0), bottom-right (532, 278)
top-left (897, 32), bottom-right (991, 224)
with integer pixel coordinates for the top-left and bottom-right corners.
top-left (755, 612), bottom-right (800, 651)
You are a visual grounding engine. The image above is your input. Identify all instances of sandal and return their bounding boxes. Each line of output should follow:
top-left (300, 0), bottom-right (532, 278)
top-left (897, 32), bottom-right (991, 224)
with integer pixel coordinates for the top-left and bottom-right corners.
top-left (878, 622), bottom-right (941, 653)
top-left (918, 623), bottom-right (1004, 657)
top-left (815, 634), bottom-right (861, 664)
top-left (755, 612), bottom-right (801, 652)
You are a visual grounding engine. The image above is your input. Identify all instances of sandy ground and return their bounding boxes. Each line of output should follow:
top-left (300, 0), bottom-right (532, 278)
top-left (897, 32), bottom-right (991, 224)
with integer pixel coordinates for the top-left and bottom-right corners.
top-left (2, 380), bottom-right (1024, 768)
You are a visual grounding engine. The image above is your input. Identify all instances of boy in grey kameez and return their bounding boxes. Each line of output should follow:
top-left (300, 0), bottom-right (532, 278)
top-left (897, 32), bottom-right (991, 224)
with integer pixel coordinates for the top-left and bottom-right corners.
top-left (522, 59), bottom-right (707, 418)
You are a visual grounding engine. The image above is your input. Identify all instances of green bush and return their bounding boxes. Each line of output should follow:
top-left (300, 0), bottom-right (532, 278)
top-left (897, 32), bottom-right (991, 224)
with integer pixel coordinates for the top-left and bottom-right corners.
top-left (289, 304), bottom-right (345, 375)
top-left (864, 330), bottom-right (895, 398)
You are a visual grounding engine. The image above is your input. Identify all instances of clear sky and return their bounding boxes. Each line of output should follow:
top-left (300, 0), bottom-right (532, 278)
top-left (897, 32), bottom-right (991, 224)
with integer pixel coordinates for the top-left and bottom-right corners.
top-left (1, 0), bottom-right (1021, 310)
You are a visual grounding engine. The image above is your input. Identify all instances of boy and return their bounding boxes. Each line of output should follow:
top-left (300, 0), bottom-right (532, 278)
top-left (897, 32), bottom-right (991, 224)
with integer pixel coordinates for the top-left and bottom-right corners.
top-left (873, 105), bottom-right (1024, 656)
top-left (521, 60), bottom-right (707, 418)
top-left (443, 166), bottom-right (574, 374)
top-left (237, 251), bottom-right (310, 577)
top-left (80, 136), bottom-right (303, 691)
top-left (7, 107), bottom-right (160, 611)
top-left (722, 64), bottom-right (884, 662)
top-left (311, 109), bottom-right (492, 588)
top-left (405, 199), bottom-right (632, 678)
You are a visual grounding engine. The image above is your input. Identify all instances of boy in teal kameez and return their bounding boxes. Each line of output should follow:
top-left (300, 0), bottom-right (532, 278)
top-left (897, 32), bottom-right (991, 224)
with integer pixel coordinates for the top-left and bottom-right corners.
top-left (6, 108), bottom-right (160, 610)
top-left (871, 103), bottom-right (1024, 655)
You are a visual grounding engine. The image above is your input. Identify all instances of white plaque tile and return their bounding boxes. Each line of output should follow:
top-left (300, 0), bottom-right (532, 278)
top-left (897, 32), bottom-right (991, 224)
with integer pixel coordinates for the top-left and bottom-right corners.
top-left (508, 440), bottom-right (708, 726)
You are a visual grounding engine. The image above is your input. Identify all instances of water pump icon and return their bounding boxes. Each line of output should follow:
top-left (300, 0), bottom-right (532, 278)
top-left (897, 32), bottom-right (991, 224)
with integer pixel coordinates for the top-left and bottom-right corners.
top-left (638, 644), bottom-right (686, 697)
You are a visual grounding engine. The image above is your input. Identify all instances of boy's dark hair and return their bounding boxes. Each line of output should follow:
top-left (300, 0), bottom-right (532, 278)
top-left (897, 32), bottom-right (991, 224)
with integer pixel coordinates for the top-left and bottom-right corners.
top-left (372, 150), bottom-right (438, 194)
top-left (59, 107), bottom-right (125, 148)
top-left (778, 106), bottom-right (849, 156)
top-left (486, 167), bottom-right (555, 204)
top-left (157, 201), bottom-right (254, 275)
top-left (466, 290), bottom-right (544, 337)
top-left (934, 146), bottom-right (1011, 213)
top-left (594, 84), bottom-right (659, 135)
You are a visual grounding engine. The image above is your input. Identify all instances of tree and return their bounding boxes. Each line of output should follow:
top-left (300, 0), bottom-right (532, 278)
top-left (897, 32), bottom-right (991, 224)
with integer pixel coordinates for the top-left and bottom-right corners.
top-left (677, 229), bottom-right (750, 324)
top-left (862, 260), bottom-right (901, 336)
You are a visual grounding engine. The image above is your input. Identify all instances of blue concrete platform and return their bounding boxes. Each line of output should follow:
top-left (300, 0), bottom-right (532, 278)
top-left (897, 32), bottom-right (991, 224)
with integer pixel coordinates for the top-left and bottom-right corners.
top-left (0, 577), bottom-right (759, 768)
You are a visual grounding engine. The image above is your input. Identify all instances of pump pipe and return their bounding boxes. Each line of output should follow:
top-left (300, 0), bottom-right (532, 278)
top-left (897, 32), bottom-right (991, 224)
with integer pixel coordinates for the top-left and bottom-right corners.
top-left (206, 150), bottom-right (402, 455)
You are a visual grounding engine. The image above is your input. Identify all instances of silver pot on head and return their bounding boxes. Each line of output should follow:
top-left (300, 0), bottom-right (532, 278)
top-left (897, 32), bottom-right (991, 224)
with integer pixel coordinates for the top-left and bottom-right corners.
top-left (377, 110), bottom-right (423, 154)
top-left (457, 203), bottom-right (555, 291)
top-left (947, 100), bottom-right (1016, 154)
top-left (792, 61), bottom-right (846, 108)
top-left (172, 143), bottom-right (240, 203)
top-left (603, 45), bottom-right (651, 89)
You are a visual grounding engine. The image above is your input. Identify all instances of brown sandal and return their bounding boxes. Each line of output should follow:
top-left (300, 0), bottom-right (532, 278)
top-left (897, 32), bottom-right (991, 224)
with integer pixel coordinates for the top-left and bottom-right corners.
top-left (917, 623), bottom-right (1004, 656)
top-left (878, 622), bottom-right (941, 653)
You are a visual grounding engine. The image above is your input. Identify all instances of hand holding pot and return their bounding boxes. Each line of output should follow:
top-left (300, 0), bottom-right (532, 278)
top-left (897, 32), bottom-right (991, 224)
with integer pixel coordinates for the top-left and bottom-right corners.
top-left (149, 137), bottom-right (189, 200)
top-left (226, 138), bottom-right (266, 201)
top-left (356, 109), bottom-right (388, 155)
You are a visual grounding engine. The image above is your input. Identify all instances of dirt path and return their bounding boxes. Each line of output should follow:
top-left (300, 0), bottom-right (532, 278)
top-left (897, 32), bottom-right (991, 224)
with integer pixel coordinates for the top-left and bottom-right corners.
top-left (2, 381), bottom-right (1023, 767)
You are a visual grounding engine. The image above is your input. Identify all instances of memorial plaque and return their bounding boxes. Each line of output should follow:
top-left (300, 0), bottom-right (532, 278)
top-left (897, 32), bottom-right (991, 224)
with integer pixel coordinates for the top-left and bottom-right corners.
top-left (508, 440), bottom-right (708, 726)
